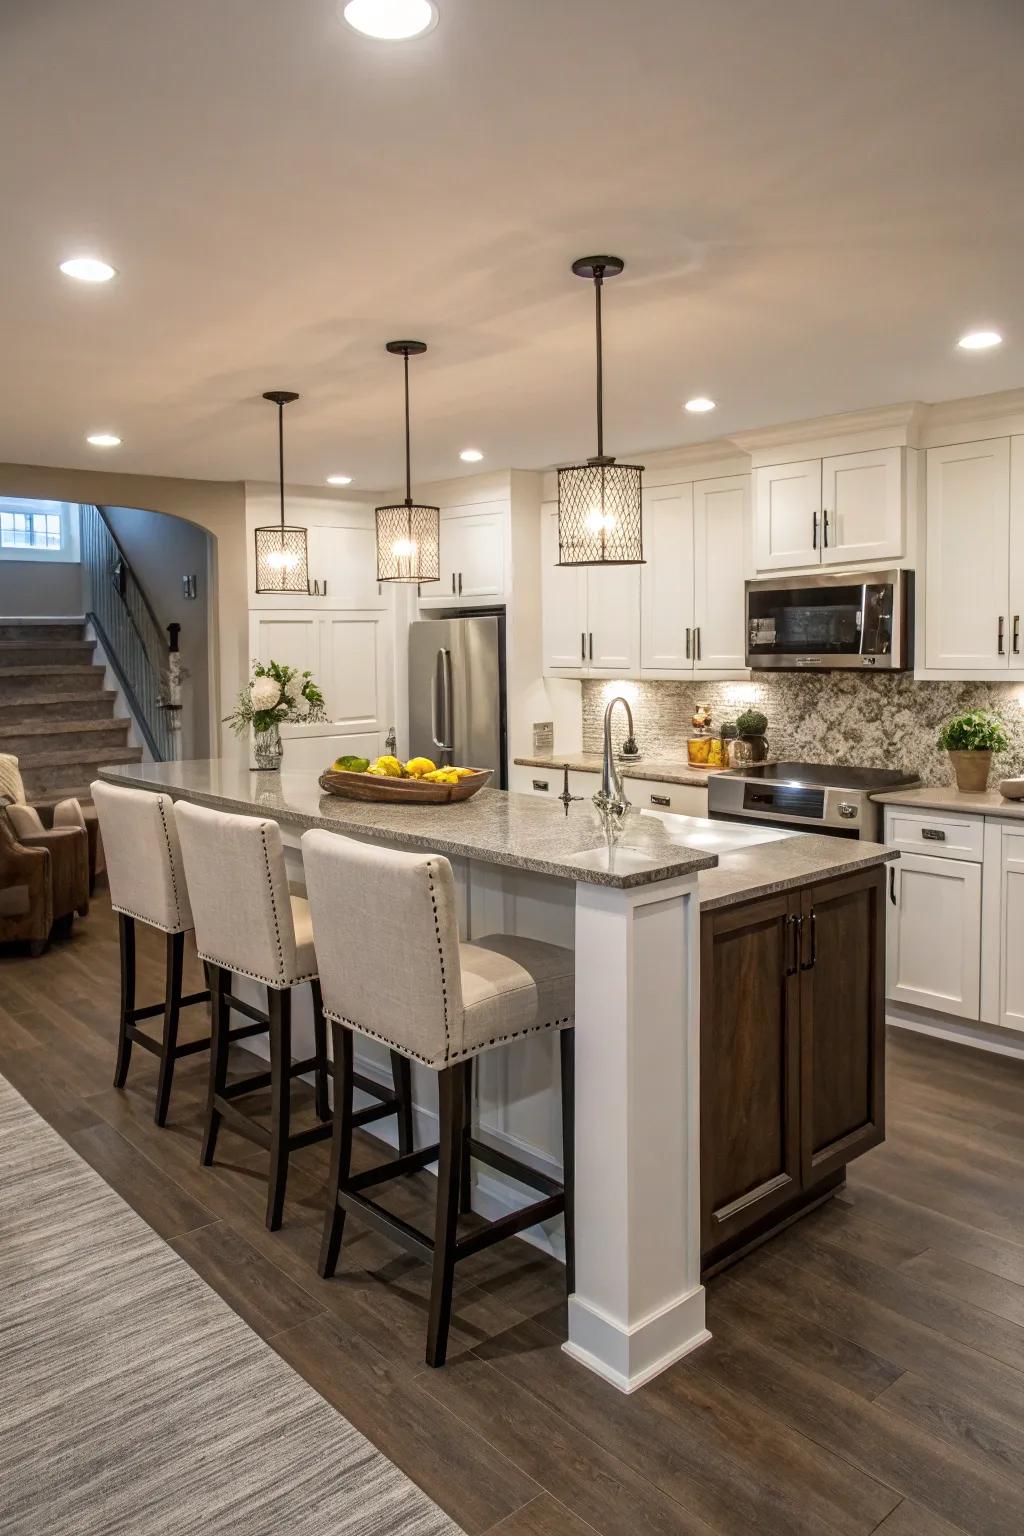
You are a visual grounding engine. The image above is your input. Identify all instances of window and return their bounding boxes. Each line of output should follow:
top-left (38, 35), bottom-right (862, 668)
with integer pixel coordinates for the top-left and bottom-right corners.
top-left (0, 499), bottom-right (79, 562)
top-left (0, 506), bottom-right (63, 550)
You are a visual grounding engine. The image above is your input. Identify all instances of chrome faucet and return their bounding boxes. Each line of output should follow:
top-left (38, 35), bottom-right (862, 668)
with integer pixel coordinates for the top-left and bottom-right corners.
top-left (593, 696), bottom-right (636, 821)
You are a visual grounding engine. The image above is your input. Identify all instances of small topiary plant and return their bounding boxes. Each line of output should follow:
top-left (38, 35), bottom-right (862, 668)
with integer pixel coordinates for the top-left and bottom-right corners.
top-left (736, 708), bottom-right (768, 738)
top-left (936, 709), bottom-right (1009, 753)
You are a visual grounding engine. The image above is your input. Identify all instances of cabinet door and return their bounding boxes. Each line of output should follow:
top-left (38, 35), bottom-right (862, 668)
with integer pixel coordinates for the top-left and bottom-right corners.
top-left (249, 611), bottom-right (320, 678)
top-left (1008, 437), bottom-right (1024, 664)
top-left (886, 852), bottom-right (981, 1019)
top-left (542, 509), bottom-right (587, 669)
top-left (993, 824), bottom-right (1024, 1033)
top-left (693, 474), bottom-right (748, 670)
top-left (700, 893), bottom-right (801, 1258)
top-left (800, 869), bottom-right (885, 1184)
top-left (586, 564), bottom-right (641, 673)
top-left (820, 447), bottom-right (904, 565)
top-left (431, 505), bottom-right (506, 604)
top-left (306, 523), bottom-right (386, 608)
top-left (322, 613), bottom-right (391, 737)
top-left (925, 439), bottom-right (1010, 669)
top-left (754, 460), bottom-right (821, 571)
top-left (623, 778), bottom-right (708, 818)
top-left (640, 483), bottom-right (694, 671)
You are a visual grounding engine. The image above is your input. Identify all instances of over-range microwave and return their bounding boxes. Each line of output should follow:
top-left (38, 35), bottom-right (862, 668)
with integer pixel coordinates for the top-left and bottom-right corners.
top-left (745, 569), bottom-right (912, 671)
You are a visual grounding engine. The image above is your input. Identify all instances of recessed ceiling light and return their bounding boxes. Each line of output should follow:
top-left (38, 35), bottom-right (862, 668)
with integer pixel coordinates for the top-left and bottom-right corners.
top-left (459, 448), bottom-right (484, 463)
top-left (958, 329), bottom-right (1003, 351)
top-left (341, 0), bottom-right (438, 39)
top-left (60, 256), bottom-right (116, 283)
top-left (684, 396), bottom-right (716, 413)
top-left (86, 432), bottom-right (121, 448)
top-left (326, 474), bottom-right (353, 485)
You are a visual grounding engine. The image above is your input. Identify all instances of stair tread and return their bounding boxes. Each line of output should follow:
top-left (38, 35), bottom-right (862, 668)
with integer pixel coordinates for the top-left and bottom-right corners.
top-left (0, 639), bottom-right (94, 650)
top-left (0, 691), bottom-right (117, 709)
top-left (0, 664), bottom-right (103, 678)
top-left (16, 745), bottom-right (143, 768)
top-left (0, 717), bottom-right (130, 738)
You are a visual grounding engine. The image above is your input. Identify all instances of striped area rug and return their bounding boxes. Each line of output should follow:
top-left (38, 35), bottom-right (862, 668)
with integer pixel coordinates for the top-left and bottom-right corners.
top-left (0, 1075), bottom-right (461, 1535)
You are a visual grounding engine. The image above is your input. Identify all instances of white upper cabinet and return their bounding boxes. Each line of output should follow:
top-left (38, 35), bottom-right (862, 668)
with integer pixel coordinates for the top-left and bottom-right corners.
top-left (541, 508), bottom-right (640, 673)
top-left (754, 448), bottom-right (905, 573)
top-left (693, 475), bottom-right (748, 671)
top-left (754, 460), bottom-right (821, 570)
top-left (821, 447), bottom-right (904, 566)
top-left (641, 484), bottom-right (694, 671)
top-left (306, 523), bottom-right (386, 608)
top-left (925, 438), bottom-right (1011, 670)
top-left (422, 501), bottom-right (507, 607)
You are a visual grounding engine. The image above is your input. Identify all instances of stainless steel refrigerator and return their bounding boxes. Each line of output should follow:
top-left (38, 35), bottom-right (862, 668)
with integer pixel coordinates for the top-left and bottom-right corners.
top-left (408, 612), bottom-right (507, 786)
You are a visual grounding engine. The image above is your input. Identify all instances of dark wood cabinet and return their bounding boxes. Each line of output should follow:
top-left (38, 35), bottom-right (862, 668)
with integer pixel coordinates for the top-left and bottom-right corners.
top-left (700, 864), bottom-right (885, 1272)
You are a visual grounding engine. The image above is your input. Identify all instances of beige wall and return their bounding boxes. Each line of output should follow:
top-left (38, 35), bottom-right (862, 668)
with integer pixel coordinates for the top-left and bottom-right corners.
top-left (0, 462), bottom-right (247, 758)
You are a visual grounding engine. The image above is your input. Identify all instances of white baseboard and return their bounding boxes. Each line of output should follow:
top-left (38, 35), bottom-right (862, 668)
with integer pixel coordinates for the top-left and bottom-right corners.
top-left (887, 1007), bottom-right (1024, 1062)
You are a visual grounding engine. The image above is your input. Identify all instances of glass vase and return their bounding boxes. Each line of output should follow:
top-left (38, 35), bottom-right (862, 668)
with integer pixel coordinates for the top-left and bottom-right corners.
top-left (252, 722), bottom-right (284, 771)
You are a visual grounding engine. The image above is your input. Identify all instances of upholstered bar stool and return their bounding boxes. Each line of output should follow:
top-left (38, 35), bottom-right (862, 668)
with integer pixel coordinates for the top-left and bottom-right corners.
top-left (301, 828), bottom-right (576, 1369)
top-left (175, 802), bottom-right (412, 1230)
top-left (92, 780), bottom-right (228, 1126)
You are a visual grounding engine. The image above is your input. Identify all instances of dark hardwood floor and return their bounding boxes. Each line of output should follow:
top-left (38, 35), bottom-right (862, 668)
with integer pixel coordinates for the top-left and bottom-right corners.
top-left (4, 891), bottom-right (1024, 1535)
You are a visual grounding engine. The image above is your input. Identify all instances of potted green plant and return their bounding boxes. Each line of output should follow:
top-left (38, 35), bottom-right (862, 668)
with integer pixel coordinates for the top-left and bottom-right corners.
top-left (735, 707), bottom-right (769, 764)
top-left (937, 708), bottom-right (1009, 792)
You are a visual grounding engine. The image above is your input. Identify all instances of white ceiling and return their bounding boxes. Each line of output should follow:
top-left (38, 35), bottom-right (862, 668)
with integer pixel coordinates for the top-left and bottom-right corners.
top-left (2, 0), bottom-right (1023, 489)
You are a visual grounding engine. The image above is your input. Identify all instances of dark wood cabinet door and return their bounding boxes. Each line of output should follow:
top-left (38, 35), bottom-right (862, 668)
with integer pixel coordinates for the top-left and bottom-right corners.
top-left (798, 866), bottom-right (886, 1185)
top-left (700, 892), bottom-right (801, 1258)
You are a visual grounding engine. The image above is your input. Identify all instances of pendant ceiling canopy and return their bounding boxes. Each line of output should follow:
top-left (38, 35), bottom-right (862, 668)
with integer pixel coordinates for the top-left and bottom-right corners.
top-left (375, 341), bottom-right (440, 584)
top-left (557, 256), bottom-right (644, 567)
top-left (254, 390), bottom-right (310, 595)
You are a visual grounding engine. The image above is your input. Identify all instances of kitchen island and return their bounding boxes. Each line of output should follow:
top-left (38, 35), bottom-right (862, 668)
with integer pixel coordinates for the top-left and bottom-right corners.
top-left (99, 759), bottom-right (897, 1391)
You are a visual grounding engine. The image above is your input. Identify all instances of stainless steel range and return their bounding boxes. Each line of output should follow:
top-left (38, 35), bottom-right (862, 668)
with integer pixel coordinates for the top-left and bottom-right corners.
top-left (708, 761), bottom-right (919, 841)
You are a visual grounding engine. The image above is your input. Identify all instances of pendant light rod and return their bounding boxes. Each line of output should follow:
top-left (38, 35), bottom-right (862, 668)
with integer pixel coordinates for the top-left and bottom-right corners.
top-left (262, 390), bottom-right (299, 532)
top-left (571, 255), bottom-right (623, 465)
top-left (385, 340), bottom-right (427, 507)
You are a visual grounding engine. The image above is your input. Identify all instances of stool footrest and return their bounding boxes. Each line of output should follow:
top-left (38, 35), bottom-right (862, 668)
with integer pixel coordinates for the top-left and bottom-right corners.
top-left (455, 1194), bottom-right (565, 1261)
top-left (348, 1144), bottom-right (441, 1192)
top-left (352, 1097), bottom-right (399, 1128)
top-left (353, 1071), bottom-right (397, 1104)
top-left (212, 1096), bottom-right (272, 1149)
top-left (466, 1137), bottom-right (563, 1198)
top-left (129, 989), bottom-right (211, 1026)
top-left (288, 1123), bottom-right (333, 1152)
top-left (222, 993), bottom-right (271, 1028)
top-left (337, 1190), bottom-right (434, 1262)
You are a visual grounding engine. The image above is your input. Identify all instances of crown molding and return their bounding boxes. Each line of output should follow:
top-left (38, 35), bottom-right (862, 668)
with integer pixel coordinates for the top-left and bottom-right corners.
top-left (924, 386), bottom-right (1024, 428)
top-left (729, 401), bottom-right (927, 454)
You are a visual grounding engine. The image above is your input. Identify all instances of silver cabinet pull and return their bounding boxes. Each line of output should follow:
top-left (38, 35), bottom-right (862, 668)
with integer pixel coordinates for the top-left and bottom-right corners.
top-left (998, 615), bottom-right (1006, 655)
top-left (812, 510), bottom-right (819, 550)
top-left (921, 827), bottom-right (946, 842)
top-left (695, 626), bottom-right (702, 661)
top-left (685, 627), bottom-right (691, 659)
top-left (532, 779), bottom-right (550, 792)
top-left (1015, 615), bottom-right (1021, 655)
top-left (650, 793), bottom-right (671, 807)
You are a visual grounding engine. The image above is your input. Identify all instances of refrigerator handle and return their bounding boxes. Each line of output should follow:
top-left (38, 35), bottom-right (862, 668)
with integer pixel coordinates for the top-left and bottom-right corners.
top-left (431, 647), bottom-right (454, 756)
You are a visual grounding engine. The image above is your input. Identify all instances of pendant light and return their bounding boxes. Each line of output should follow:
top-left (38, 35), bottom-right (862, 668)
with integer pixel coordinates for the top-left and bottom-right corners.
top-left (375, 341), bottom-right (440, 583)
top-left (254, 390), bottom-right (310, 594)
top-left (557, 256), bottom-right (644, 566)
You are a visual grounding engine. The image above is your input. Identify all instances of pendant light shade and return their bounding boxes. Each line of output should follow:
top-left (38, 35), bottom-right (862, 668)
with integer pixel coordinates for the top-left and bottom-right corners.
top-left (254, 390), bottom-right (310, 594)
top-left (376, 341), bottom-right (440, 583)
top-left (557, 257), bottom-right (644, 566)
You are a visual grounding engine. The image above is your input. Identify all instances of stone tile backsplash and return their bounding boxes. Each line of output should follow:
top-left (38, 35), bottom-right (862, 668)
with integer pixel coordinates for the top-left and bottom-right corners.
top-left (581, 675), bottom-right (1024, 786)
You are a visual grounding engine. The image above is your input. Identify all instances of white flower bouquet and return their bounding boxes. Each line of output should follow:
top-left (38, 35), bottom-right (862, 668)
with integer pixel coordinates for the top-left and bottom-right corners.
top-left (225, 660), bottom-right (327, 737)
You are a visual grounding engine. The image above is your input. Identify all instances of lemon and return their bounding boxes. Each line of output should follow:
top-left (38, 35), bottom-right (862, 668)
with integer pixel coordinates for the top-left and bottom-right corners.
top-left (451, 767), bottom-right (476, 779)
top-left (405, 756), bottom-right (436, 778)
top-left (370, 755), bottom-right (403, 778)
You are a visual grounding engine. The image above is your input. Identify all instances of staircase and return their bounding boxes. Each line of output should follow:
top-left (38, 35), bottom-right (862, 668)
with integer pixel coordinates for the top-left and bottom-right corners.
top-left (0, 621), bottom-right (143, 808)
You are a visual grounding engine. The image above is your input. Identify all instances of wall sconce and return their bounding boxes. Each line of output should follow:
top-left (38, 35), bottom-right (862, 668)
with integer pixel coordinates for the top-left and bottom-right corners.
top-left (182, 574), bottom-right (198, 600)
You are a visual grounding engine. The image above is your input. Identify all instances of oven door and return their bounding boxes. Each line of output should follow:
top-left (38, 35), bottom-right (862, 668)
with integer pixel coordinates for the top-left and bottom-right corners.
top-left (746, 570), bottom-right (909, 670)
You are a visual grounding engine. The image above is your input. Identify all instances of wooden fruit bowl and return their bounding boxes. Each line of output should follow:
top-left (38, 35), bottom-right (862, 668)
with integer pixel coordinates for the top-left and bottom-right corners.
top-left (318, 767), bottom-right (493, 805)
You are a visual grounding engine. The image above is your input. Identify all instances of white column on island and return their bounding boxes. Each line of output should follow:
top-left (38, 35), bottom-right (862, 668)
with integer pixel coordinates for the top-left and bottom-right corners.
top-left (565, 872), bottom-right (709, 1393)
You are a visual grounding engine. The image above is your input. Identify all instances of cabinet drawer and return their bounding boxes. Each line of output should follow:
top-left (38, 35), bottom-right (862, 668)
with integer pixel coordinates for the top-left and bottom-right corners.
top-left (518, 768), bottom-right (593, 801)
top-left (884, 808), bottom-right (984, 862)
top-left (624, 778), bottom-right (708, 818)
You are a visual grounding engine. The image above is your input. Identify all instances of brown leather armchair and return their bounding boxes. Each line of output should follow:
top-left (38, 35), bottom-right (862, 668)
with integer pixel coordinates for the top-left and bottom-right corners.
top-left (0, 753), bottom-right (102, 894)
top-left (0, 800), bottom-right (89, 955)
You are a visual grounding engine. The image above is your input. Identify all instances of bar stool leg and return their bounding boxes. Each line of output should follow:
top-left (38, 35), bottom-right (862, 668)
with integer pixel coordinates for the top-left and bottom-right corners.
top-left (426, 1059), bottom-right (470, 1369)
top-left (390, 1051), bottom-right (414, 1157)
top-left (266, 986), bottom-right (292, 1231)
top-left (113, 914), bottom-right (136, 1089)
top-left (319, 1022), bottom-right (354, 1278)
top-left (154, 931), bottom-right (184, 1127)
top-left (200, 965), bottom-right (230, 1166)
top-left (311, 979), bottom-right (331, 1122)
top-left (458, 1058), bottom-right (473, 1215)
top-left (560, 1027), bottom-right (576, 1296)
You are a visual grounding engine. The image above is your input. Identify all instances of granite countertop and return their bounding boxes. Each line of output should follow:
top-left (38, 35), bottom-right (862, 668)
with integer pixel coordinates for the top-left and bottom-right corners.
top-left (98, 760), bottom-right (718, 891)
top-left (514, 752), bottom-right (721, 788)
top-left (694, 829), bottom-right (898, 911)
top-left (871, 785), bottom-right (1024, 819)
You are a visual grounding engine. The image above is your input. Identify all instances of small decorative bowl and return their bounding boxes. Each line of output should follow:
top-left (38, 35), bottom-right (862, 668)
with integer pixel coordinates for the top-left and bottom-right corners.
top-left (998, 779), bottom-right (1024, 801)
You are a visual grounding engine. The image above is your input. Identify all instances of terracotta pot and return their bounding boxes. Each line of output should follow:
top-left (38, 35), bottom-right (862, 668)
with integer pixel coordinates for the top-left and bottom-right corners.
top-left (948, 749), bottom-right (992, 793)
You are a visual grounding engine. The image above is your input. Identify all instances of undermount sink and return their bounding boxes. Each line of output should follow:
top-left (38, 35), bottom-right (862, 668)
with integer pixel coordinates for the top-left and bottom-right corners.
top-left (636, 808), bottom-right (800, 855)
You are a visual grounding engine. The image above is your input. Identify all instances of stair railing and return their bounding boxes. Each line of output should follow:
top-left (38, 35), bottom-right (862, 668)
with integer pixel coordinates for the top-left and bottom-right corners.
top-left (79, 504), bottom-right (179, 761)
